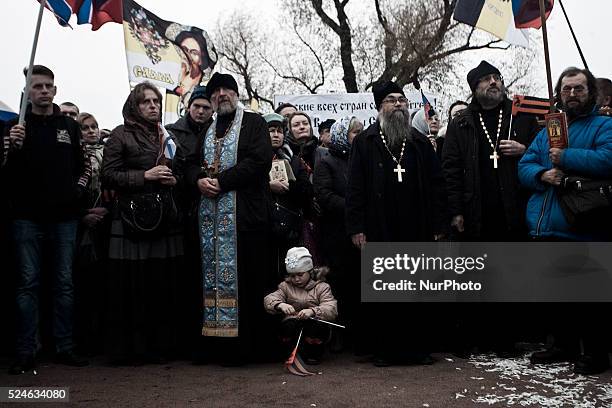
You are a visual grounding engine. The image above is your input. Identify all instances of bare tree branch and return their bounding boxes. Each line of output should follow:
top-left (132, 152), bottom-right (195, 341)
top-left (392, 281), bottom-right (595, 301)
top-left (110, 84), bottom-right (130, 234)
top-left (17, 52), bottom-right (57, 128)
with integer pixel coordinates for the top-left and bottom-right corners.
top-left (292, 25), bottom-right (325, 93)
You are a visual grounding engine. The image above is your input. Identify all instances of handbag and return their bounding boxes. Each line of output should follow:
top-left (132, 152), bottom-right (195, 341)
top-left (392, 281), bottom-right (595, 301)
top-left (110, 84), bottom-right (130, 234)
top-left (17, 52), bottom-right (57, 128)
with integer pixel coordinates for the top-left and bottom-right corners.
top-left (119, 190), bottom-right (178, 238)
top-left (558, 176), bottom-right (612, 230)
top-left (270, 200), bottom-right (303, 243)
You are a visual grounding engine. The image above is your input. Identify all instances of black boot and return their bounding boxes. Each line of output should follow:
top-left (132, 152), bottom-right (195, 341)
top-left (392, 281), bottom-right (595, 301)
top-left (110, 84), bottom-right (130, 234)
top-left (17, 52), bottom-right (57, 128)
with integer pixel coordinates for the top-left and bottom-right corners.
top-left (573, 353), bottom-right (610, 375)
top-left (530, 346), bottom-right (573, 365)
top-left (303, 337), bottom-right (324, 365)
top-left (9, 354), bottom-right (37, 375)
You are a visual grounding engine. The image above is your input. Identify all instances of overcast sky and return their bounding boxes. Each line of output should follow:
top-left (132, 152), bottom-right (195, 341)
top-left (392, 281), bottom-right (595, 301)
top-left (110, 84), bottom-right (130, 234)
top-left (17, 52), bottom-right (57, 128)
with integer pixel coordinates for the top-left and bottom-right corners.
top-left (0, 0), bottom-right (610, 129)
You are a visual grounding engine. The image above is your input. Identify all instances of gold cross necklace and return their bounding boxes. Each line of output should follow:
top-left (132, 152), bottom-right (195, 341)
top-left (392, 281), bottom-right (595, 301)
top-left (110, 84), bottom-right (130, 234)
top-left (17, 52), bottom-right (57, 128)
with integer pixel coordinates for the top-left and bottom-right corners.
top-left (379, 129), bottom-right (407, 182)
top-left (478, 109), bottom-right (503, 169)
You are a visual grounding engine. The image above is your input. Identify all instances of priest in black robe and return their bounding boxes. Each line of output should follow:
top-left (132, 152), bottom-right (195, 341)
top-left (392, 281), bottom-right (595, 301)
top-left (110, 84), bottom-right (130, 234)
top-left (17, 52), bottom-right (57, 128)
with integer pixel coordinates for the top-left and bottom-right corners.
top-left (185, 73), bottom-right (273, 365)
top-left (345, 80), bottom-right (448, 366)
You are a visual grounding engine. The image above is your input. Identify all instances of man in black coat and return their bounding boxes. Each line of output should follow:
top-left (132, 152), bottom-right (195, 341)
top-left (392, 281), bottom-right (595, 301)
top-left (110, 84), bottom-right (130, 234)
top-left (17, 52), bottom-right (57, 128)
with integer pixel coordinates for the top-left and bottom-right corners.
top-left (4, 65), bottom-right (90, 373)
top-left (441, 61), bottom-right (539, 357)
top-left (185, 73), bottom-right (273, 365)
top-left (345, 80), bottom-right (448, 366)
top-left (166, 86), bottom-right (213, 358)
top-left (442, 61), bottom-right (539, 241)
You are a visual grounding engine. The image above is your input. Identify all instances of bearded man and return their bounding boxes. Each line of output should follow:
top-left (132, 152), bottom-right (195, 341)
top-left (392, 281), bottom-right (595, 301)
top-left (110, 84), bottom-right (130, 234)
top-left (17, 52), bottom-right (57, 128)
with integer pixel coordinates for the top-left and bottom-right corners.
top-left (519, 67), bottom-right (612, 375)
top-left (345, 80), bottom-right (448, 366)
top-left (443, 60), bottom-right (539, 242)
top-left (185, 73), bottom-right (273, 365)
top-left (441, 61), bottom-right (539, 359)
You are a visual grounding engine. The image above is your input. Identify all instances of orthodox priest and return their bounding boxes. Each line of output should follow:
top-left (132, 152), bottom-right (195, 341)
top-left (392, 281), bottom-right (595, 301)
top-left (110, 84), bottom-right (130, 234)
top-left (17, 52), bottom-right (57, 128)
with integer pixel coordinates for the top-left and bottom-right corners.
top-left (442, 60), bottom-right (539, 241)
top-left (186, 73), bottom-right (273, 365)
top-left (441, 61), bottom-right (539, 357)
top-left (345, 80), bottom-right (448, 366)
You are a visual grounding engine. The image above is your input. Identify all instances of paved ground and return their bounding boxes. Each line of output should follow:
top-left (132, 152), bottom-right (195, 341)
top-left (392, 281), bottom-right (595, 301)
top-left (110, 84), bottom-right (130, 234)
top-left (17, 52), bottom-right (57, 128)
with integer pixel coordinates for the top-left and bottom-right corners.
top-left (1, 351), bottom-right (612, 407)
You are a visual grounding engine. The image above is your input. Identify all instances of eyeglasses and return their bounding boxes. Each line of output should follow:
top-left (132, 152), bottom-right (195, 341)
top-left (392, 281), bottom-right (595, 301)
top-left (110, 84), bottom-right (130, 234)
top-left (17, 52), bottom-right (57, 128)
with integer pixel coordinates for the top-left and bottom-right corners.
top-left (560, 85), bottom-right (586, 96)
top-left (382, 96), bottom-right (408, 105)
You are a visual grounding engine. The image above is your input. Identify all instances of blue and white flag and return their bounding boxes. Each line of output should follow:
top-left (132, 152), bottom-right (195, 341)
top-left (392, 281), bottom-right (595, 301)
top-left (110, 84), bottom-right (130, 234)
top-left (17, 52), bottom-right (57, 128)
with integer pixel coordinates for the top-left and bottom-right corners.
top-left (0, 100), bottom-right (18, 122)
top-left (160, 125), bottom-right (177, 160)
top-left (39, 0), bottom-right (82, 26)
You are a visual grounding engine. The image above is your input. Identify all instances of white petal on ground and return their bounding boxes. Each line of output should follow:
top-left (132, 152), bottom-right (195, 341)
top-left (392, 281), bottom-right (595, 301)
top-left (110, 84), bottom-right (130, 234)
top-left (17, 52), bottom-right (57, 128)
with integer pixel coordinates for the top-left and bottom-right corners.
top-left (466, 354), bottom-right (612, 407)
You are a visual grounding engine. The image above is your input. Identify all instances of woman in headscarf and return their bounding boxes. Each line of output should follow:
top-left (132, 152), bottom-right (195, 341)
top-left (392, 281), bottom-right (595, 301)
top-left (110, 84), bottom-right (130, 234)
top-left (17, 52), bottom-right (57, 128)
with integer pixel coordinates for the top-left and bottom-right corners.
top-left (78, 112), bottom-right (108, 233)
top-left (313, 116), bottom-right (363, 349)
top-left (264, 113), bottom-right (313, 283)
top-left (285, 111), bottom-right (327, 266)
top-left (74, 112), bottom-right (109, 354)
top-left (286, 111), bottom-right (327, 178)
top-left (101, 82), bottom-right (184, 364)
top-left (412, 107), bottom-right (442, 157)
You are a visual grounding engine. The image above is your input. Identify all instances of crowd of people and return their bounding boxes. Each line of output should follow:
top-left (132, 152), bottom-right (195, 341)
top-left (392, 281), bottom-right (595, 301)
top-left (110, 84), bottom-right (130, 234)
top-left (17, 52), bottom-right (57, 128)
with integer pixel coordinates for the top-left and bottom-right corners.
top-left (1, 60), bottom-right (612, 377)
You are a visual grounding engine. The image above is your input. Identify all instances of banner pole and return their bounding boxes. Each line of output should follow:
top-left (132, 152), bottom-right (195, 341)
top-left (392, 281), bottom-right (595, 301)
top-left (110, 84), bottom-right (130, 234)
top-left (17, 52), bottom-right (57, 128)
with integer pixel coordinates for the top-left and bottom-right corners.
top-left (558, 0), bottom-right (589, 70)
top-left (19, 0), bottom-right (47, 125)
top-left (539, 0), bottom-right (555, 113)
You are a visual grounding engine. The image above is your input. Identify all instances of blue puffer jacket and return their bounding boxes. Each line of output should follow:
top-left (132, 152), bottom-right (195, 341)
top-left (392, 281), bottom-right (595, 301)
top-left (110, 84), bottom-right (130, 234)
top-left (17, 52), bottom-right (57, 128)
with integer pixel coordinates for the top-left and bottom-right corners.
top-left (518, 109), bottom-right (612, 240)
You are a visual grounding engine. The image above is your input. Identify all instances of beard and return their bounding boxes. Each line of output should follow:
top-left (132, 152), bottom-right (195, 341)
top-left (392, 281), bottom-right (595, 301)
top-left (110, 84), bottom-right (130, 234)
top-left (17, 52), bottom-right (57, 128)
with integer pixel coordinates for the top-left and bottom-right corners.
top-left (380, 107), bottom-right (411, 151)
top-left (475, 84), bottom-right (507, 109)
top-left (214, 96), bottom-right (238, 116)
top-left (562, 98), bottom-right (592, 119)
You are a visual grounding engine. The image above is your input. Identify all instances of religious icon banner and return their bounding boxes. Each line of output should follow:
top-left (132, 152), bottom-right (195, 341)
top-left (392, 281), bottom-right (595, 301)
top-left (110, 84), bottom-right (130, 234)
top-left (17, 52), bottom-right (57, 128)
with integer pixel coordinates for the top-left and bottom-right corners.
top-left (122, 0), bottom-right (217, 117)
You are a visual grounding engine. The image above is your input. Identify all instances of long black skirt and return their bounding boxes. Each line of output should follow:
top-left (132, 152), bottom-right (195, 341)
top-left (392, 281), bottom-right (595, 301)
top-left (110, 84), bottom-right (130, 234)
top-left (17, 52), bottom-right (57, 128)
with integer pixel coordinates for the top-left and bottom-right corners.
top-left (105, 220), bottom-right (185, 363)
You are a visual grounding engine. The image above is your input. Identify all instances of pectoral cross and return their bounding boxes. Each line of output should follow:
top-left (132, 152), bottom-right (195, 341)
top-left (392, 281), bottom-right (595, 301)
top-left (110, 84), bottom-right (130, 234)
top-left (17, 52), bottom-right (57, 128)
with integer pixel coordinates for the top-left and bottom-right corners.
top-left (490, 150), bottom-right (499, 169)
top-left (394, 163), bottom-right (405, 182)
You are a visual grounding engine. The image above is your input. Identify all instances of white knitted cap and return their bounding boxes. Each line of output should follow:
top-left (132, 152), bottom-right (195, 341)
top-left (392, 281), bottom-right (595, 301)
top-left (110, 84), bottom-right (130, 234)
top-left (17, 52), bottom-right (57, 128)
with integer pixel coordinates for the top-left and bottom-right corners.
top-left (285, 247), bottom-right (313, 274)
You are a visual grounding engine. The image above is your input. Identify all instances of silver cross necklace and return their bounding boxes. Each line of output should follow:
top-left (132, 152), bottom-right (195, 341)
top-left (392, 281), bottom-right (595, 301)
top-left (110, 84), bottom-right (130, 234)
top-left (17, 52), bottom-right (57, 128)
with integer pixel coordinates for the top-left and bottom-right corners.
top-left (379, 129), bottom-right (407, 182)
top-left (478, 109), bottom-right (503, 169)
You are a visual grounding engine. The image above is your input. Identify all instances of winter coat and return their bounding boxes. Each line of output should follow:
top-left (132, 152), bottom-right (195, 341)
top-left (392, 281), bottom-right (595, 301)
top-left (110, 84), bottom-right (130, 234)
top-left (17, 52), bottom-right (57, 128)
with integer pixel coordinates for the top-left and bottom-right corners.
top-left (3, 104), bottom-right (89, 221)
top-left (264, 268), bottom-right (338, 322)
top-left (84, 143), bottom-right (104, 206)
top-left (166, 115), bottom-right (211, 164)
top-left (314, 147), bottom-right (349, 244)
top-left (270, 145), bottom-right (313, 216)
top-left (101, 123), bottom-right (168, 194)
top-left (345, 121), bottom-right (448, 241)
top-left (518, 108), bottom-right (612, 240)
top-left (287, 135), bottom-right (327, 179)
top-left (183, 110), bottom-right (273, 232)
top-left (442, 98), bottom-right (539, 238)
top-left (166, 115), bottom-right (211, 218)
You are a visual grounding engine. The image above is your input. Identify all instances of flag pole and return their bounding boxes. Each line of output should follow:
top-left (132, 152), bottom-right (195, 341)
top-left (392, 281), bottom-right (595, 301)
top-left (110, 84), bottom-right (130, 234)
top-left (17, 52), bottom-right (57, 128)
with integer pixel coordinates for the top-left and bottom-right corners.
top-left (539, 0), bottom-right (555, 113)
top-left (558, 0), bottom-right (589, 70)
top-left (19, 0), bottom-right (47, 125)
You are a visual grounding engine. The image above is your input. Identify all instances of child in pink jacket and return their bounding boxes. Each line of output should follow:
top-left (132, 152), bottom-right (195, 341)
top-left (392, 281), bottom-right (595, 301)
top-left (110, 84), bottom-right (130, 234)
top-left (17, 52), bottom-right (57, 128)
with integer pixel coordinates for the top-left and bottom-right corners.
top-left (264, 247), bottom-right (338, 364)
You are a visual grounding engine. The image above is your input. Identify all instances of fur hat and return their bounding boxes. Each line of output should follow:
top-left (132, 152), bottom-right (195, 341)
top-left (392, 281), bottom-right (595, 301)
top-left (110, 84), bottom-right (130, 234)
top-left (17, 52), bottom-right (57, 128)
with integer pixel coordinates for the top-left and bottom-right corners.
top-left (188, 86), bottom-right (209, 107)
top-left (206, 72), bottom-right (239, 98)
top-left (372, 80), bottom-right (405, 110)
top-left (467, 60), bottom-right (501, 92)
top-left (285, 247), bottom-right (313, 274)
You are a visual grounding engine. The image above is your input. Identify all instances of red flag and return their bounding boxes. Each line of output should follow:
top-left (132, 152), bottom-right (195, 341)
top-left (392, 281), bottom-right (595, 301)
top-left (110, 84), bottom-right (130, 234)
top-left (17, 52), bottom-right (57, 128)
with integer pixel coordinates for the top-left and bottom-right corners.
top-left (512, 0), bottom-right (554, 29)
top-left (76, 0), bottom-right (122, 31)
top-left (284, 328), bottom-right (315, 376)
